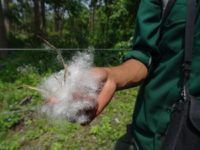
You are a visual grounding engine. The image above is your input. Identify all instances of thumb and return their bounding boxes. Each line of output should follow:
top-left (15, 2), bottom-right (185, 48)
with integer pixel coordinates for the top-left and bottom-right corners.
top-left (95, 79), bottom-right (116, 116)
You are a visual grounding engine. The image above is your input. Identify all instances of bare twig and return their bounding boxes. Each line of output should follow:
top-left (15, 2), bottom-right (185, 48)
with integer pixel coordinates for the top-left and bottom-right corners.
top-left (37, 35), bottom-right (68, 81)
top-left (19, 96), bottom-right (33, 106)
top-left (18, 84), bottom-right (43, 92)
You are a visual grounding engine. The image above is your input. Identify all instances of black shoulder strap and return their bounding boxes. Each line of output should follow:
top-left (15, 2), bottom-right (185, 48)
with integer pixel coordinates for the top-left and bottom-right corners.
top-left (182, 0), bottom-right (196, 100)
top-left (184, 0), bottom-right (196, 65)
top-left (161, 0), bottom-right (177, 23)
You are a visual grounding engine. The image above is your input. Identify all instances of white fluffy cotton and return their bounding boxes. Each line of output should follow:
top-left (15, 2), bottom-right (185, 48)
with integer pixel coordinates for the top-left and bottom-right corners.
top-left (38, 52), bottom-right (100, 124)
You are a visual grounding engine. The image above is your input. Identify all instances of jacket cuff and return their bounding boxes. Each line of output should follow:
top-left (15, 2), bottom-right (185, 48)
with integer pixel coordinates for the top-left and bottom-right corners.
top-left (122, 50), bottom-right (152, 68)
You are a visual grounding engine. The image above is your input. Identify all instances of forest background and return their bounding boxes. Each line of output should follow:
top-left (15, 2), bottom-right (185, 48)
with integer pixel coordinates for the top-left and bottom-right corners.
top-left (0, 0), bottom-right (140, 149)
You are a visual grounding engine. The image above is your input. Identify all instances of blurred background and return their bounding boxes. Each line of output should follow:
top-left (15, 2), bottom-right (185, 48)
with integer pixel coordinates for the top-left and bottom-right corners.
top-left (0, 0), bottom-right (139, 149)
top-left (0, 0), bottom-right (139, 51)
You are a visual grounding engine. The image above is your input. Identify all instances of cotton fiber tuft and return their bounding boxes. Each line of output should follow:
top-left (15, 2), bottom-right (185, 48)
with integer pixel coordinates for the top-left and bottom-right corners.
top-left (38, 52), bottom-right (100, 124)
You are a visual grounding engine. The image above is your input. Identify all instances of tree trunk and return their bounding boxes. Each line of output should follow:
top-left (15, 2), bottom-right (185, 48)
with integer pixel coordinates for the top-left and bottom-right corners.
top-left (41, 0), bottom-right (46, 32)
top-left (54, 6), bottom-right (61, 33)
top-left (54, 6), bottom-right (58, 32)
top-left (0, 0), bottom-right (8, 57)
top-left (89, 0), bottom-right (97, 45)
top-left (33, 0), bottom-right (43, 36)
top-left (3, 0), bottom-right (11, 33)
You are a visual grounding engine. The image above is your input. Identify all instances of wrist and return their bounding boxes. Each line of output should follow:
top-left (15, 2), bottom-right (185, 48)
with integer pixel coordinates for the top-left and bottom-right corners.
top-left (102, 59), bottom-right (148, 90)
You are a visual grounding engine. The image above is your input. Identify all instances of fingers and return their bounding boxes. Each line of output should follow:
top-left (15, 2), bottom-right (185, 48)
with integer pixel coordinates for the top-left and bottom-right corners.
top-left (79, 106), bottom-right (98, 126)
top-left (44, 96), bottom-right (60, 105)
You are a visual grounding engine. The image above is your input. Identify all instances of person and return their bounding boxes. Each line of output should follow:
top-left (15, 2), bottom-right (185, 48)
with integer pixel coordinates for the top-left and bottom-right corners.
top-left (47, 0), bottom-right (200, 149)
top-left (92, 0), bottom-right (200, 149)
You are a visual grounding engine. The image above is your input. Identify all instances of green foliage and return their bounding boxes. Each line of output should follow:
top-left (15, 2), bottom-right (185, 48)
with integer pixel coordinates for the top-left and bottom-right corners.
top-left (0, 111), bottom-right (21, 131)
top-left (2, 0), bottom-right (139, 49)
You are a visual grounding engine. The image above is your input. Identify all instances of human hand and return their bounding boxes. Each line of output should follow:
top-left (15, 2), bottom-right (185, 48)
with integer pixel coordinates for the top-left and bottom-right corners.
top-left (44, 67), bottom-right (117, 125)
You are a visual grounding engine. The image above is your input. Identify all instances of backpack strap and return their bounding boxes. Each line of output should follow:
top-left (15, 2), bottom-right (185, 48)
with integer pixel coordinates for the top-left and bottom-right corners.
top-left (161, 0), bottom-right (177, 23)
top-left (161, 0), bottom-right (169, 11)
top-left (182, 0), bottom-right (196, 100)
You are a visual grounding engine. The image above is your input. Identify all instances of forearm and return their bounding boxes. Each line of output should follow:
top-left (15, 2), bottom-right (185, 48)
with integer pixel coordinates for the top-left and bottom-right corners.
top-left (104, 59), bottom-right (148, 90)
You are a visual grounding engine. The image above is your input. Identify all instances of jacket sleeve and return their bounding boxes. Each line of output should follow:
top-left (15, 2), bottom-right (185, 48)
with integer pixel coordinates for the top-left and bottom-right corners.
top-left (123, 0), bottom-right (162, 68)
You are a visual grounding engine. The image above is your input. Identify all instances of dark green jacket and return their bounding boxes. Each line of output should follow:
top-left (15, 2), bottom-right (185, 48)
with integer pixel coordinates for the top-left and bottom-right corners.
top-left (123, 0), bottom-right (200, 149)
